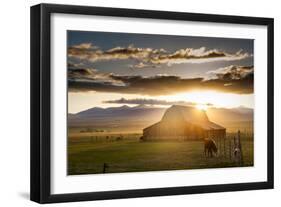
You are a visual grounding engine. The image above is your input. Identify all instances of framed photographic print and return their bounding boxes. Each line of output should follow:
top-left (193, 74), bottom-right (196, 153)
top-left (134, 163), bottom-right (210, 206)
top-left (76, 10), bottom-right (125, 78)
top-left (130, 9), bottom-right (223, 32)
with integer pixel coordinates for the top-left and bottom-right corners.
top-left (30, 3), bottom-right (274, 203)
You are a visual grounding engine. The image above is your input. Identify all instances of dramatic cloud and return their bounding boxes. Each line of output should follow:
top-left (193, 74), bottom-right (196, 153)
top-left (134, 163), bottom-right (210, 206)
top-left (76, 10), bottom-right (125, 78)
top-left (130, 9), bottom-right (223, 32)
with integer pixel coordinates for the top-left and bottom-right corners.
top-left (71, 43), bottom-right (97, 50)
top-left (129, 62), bottom-right (159, 69)
top-left (68, 65), bottom-right (254, 95)
top-left (68, 43), bottom-right (250, 67)
top-left (149, 48), bottom-right (250, 66)
top-left (68, 63), bottom-right (124, 86)
top-left (207, 65), bottom-right (254, 81)
top-left (68, 44), bottom-right (162, 63)
top-left (103, 97), bottom-right (213, 106)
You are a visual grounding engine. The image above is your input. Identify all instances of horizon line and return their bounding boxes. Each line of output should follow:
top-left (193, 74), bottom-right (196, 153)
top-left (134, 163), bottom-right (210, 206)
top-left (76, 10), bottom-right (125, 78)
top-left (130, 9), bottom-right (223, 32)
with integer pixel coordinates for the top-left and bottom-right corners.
top-left (68, 104), bottom-right (254, 114)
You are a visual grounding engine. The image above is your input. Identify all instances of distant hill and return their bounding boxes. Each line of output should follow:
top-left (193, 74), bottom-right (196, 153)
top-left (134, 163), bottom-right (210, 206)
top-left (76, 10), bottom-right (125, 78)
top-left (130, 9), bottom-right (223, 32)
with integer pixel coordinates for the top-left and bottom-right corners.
top-left (207, 106), bottom-right (253, 132)
top-left (68, 105), bottom-right (253, 132)
top-left (68, 105), bottom-right (166, 132)
top-left (207, 106), bottom-right (253, 124)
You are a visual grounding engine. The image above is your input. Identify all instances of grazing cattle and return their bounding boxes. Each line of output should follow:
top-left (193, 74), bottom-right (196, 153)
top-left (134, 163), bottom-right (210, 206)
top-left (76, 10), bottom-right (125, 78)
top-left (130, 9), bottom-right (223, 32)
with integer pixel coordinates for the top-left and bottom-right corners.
top-left (204, 138), bottom-right (218, 157)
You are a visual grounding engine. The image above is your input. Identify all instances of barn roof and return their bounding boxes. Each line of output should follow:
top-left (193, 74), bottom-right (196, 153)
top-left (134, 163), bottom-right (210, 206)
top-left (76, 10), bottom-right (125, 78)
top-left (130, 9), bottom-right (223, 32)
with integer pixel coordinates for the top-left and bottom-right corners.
top-left (199, 121), bottom-right (225, 130)
top-left (145, 105), bottom-right (225, 131)
top-left (162, 105), bottom-right (208, 122)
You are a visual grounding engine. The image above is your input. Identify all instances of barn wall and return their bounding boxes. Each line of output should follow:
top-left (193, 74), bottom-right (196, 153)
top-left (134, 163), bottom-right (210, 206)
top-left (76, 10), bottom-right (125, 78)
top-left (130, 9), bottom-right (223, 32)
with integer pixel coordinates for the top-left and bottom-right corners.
top-left (143, 121), bottom-right (208, 141)
top-left (143, 120), bottom-right (226, 141)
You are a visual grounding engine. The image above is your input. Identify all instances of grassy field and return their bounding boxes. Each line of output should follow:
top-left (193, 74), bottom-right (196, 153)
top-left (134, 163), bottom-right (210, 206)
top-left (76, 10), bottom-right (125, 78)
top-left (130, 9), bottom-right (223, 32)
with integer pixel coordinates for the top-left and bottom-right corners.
top-left (68, 132), bottom-right (254, 175)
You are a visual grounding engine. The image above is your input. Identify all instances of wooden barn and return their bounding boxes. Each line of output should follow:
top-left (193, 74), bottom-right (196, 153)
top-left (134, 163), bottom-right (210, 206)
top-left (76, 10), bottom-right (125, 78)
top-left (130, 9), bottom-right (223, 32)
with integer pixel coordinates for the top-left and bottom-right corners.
top-left (142, 105), bottom-right (225, 141)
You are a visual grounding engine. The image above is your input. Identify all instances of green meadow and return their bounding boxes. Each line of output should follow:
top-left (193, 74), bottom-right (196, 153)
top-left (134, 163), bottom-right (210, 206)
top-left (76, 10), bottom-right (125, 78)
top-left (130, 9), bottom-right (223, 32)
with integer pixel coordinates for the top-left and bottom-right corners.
top-left (68, 131), bottom-right (253, 175)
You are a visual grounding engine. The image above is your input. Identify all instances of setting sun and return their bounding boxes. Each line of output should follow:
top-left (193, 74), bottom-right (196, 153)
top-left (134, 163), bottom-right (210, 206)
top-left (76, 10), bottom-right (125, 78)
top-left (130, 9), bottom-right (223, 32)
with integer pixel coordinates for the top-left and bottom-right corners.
top-left (196, 104), bottom-right (208, 111)
top-left (158, 90), bottom-right (254, 110)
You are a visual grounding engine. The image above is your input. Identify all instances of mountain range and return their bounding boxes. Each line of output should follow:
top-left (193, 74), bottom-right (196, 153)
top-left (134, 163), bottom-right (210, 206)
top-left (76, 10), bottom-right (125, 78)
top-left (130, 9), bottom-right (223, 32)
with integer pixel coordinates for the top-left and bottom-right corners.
top-left (68, 105), bottom-right (253, 132)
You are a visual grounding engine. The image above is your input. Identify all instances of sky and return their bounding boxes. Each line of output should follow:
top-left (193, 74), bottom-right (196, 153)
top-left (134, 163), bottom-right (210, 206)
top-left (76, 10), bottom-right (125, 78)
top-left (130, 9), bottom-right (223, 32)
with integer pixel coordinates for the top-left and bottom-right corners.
top-left (67, 31), bottom-right (254, 113)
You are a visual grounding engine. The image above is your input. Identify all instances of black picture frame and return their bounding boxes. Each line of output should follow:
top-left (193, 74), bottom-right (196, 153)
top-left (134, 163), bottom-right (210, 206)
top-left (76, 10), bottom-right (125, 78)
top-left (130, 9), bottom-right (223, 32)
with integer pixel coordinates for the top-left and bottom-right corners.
top-left (30, 3), bottom-right (274, 204)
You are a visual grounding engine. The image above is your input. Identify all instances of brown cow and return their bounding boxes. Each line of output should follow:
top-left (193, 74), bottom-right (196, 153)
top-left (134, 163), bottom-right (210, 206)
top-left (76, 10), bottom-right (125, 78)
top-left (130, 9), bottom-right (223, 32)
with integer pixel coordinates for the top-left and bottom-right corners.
top-left (204, 138), bottom-right (218, 157)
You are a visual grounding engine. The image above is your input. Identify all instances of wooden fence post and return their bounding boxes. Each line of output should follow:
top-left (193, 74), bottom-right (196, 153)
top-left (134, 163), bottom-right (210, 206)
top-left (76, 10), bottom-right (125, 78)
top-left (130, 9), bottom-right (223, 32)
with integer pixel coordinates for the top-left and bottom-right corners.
top-left (223, 136), bottom-right (226, 157)
top-left (214, 137), bottom-right (218, 155)
top-left (103, 163), bottom-right (109, 173)
top-left (229, 139), bottom-right (232, 160)
top-left (218, 137), bottom-right (221, 156)
top-left (237, 130), bottom-right (244, 166)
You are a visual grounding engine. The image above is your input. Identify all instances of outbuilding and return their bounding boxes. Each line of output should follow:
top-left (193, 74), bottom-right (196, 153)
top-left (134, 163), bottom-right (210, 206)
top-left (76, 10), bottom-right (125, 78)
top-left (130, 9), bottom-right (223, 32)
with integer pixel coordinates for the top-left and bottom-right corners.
top-left (142, 105), bottom-right (225, 141)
